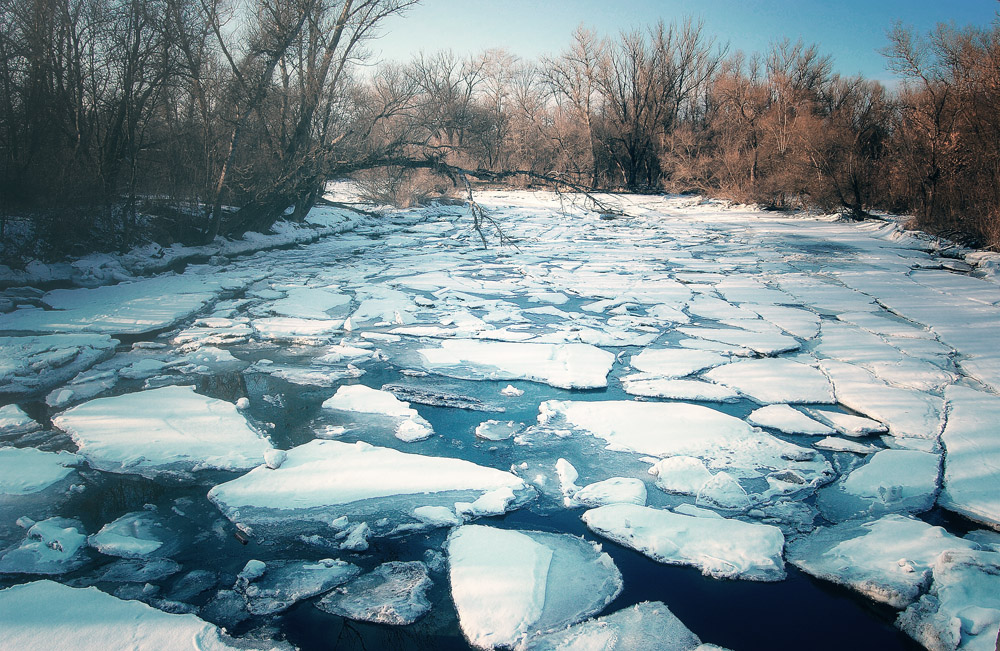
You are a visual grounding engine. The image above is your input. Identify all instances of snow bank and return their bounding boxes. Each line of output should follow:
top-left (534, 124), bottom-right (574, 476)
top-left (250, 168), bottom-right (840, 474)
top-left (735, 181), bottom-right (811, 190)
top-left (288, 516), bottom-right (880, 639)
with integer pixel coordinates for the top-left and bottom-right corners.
top-left (583, 503), bottom-right (786, 581)
top-left (52, 385), bottom-right (272, 479)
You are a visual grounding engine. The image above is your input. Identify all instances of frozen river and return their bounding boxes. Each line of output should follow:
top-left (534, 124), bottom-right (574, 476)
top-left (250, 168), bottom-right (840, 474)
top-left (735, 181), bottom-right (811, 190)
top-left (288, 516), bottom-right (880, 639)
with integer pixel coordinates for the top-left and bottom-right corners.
top-left (1, 191), bottom-right (999, 650)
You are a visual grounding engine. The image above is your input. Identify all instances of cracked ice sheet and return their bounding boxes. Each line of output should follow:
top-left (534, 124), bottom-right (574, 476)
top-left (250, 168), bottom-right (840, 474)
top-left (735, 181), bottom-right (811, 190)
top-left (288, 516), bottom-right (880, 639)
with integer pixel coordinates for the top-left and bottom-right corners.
top-left (0, 334), bottom-right (118, 397)
top-left (447, 524), bottom-right (622, 650)
top-left (817, 449), bottom-right (940, 522)
top-left (538, 400), bottom-right (832, 486)
top-left (704, 358), bottom-right (834, 404)
top-left (583, 503), bottom-right (786, 581)
top-left (415, 339), bottom-right (615, 389)
top-left (629, 348), bottom-right (730, 378)
top-left (52, 385), bottom-right (273, 479)
top-left (787, 515), bottom-right (978, 609)
top-left (0, 580), bottom-right (289, 650)
top-left (208, 440), bottom-right (533, 539)
top-left (820, 360), bottom-right (944, 440)
top-left (0, 273), bottom-right (244, 336)
top-left (677, 323), bottom-right (800, 356)
top-left (938, 385), bottom-right (1000, 530)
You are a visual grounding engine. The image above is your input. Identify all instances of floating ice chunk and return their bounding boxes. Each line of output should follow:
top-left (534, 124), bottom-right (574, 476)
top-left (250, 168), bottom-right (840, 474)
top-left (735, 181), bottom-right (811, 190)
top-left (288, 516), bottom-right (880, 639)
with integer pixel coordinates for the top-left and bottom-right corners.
top-left (267, 287), bottom-right (352, 320)
top-left (350, 286), bottom-right (417, 325)
top-left (412, 505), bottom-right (463, 527)
top-left (0, 404), bottom-right (41, 436)
top-left (322, 384), bottom-right (433, 442)
top-left (555, 458), bottom-right (581, 505)
top-left (696, 471), bottom-right (751, 512)
top-left (897, 548), bottom-right (1000, 651)
top-left (747, 304), bottom-right (821, 340)
top-left (621, 375), bottom-right (741, 402)
top-left (447, 525), bottom-right (623, 649)
top-left (0, 580), bottom-right (289, 650)
top-left (583, 504), bottom-right (786, 581)
top-left (52, 385), bottom-right (273, 479)
top-left (316, 561), bottom-right (433, 625)
top-left (747, 405), bottom-right (835, 435)
top-left (813, 437), bottom-right (880, 454)
top-left (254, 363), bottom-right (363, 388)
top-left (820, 360), bottom-right (944, 440)
top-left (0, 335), bottom-right (117, 398)
top-left (251, 317), bottom-right (342, 342)
top-left (629, 348), bottom-right (729, 378)
top-left (574, 478), bottom-right (647, 507)
top-left (95, 558), bottom-right (182, 583)
top-left (501, 384), bottom-right (524, 397)
top-left (938, 385), bottom-right (1000, 530)
top-left (417, 339), bottom-right (615, 389)
top-left (263, 449), bottom-right (287, 470)
top-left (382, 383), bottom-right (503, 412)
top-left (842, 449), bottom-right (940, 508)
top-left (475, 420), bottom-right (521, 441)
top-left (803, 408), bottom-right (887, 437)
top-left (208, 440), bottom-right (533, 539)
top-left (539, 400), bottom-right (831, 484)
top-left (677, 325), bottom-right (800, 356)
top-left (649, 456), bottom-right (712, 495)
top-left (787, 514), bottom-right (977, 608)
top-left (88, 511), bottom-right (171, 558)
top-left (235, 558), bottom-right (359, 615)
top-left (0, 517), bottom-right (89, 574)
top-left (0, 447), bottom-right (78, 495)
top-left (704, 358), bottom-right (834, 404)
top-left (339, 522), bottom-right (371, 551)
top-left (456, 486), bottom-right (518, 517)
top-left (524, 601), bottom-right (703, 651)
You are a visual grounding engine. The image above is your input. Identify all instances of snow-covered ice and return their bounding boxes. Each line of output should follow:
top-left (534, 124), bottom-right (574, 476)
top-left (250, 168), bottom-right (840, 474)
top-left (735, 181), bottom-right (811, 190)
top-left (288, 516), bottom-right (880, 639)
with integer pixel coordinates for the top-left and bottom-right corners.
top-left (208, 440), bottom-right (534, 538)
top-left (938, 385), bottom-right (1000, 530)
top-left (787, 514), bottom-right (977, 608)
top-left (52, 385), bottom-right (273, 479)
top-left (0, 447), bottom-right (78, 496)
top-left (322, 384), bottom-right (433, 442)
top-left (0, 517), bottom-right (89, 574)
top-left (88, 511), bottom-right (173, 559)
top-left (747, 404), bottom-right (835, 435)
top-left (235, 558), bottom-right (358, 615)
top-left (704, 358), bottom-right (834, 404)
top-left (583, 503), bottom-right (786, 581)
top-left (574, 477), bottom-right (648, 507)
top-left (0, 580), bottom-right (288, 650)
top-left (524, 601), bottom-right (704, 651)
top-left (446, 524), bottom-right (622, 649)
top-left (0, 334), bottom-right (117, 397)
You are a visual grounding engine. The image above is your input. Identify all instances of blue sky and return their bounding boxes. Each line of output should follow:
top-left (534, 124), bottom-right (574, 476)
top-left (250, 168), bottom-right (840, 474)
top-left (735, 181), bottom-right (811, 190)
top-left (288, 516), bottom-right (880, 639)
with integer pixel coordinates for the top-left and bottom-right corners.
top-left (371, 0), bottom-right (999, 82)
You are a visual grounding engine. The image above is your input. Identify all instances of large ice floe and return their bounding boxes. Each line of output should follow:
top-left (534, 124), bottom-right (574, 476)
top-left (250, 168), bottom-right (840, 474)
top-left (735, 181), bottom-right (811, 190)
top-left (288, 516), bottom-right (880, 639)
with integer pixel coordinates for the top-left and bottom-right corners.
top-left (582, 503), bottom-right (786, 581)
top-left (446, 524), bottom-right (622, 649)
top-left (51, 385), bottom-right (273, 479)
top-left (523, 601), bottom-right (705, 651)
top-left (0, 580), bottom-right (289, 650)
top-left (938, 385), bottom-right (1000, 530)
top-left (208, 440), bottom-right (534, 539)
top-left (415, 339), bottom-right (616, 389)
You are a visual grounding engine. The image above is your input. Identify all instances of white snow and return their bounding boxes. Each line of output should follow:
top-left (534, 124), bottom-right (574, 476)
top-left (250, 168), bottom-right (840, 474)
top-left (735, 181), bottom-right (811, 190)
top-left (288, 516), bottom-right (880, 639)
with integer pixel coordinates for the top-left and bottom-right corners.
top-left (52, 385), bottom-right (273, 479)
top-left (574, 477), bottom-right (648, 507)
top-left (583, 503), bottom-right (786, 581)
top-left (649, 456), bottom-right (713, 495)
top-left (628, 348), bottom-right (729, 378)
top-left (938, 385), bottom-right (1000, 530)
top-left (0, 580), bottom-right (288, 650)
top-left (620, 375), bottom-right (741, 402)
top-left (0, 517), bottom-right (89, 574)
top-left (447, 524), bottom-right (623, 649)
top-left (208, 440), bottom-right (533, 536)
top-left (787, 514), bottom-right (977, 608)
top-left (417, 339), bottom-right (615, 389)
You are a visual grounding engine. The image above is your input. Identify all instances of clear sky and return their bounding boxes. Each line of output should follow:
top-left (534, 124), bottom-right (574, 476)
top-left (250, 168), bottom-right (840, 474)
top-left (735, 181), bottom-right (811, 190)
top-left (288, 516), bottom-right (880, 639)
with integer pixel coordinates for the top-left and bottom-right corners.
top-left (371, 0), bottom-right (999, 82)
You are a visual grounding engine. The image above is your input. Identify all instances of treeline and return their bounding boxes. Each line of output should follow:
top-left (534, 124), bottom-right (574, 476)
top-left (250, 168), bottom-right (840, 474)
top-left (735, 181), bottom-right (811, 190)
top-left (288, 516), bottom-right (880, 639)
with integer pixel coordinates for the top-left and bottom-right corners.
top-left (1, 2), bottom-right (999, 259)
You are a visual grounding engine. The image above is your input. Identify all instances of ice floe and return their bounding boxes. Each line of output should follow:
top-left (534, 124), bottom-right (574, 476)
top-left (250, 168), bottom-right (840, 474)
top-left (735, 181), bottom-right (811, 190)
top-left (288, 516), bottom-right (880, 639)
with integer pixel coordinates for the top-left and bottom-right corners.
top-left (787, 514), bottom-right (977, 608)
top-left (574, 477), bottom-right (648, 507)
top-left (0, 517), bottom-right (89, 574)
top-left (208, 440), bottom-right (534, 539)
top-left (0, 334), bottom-right (117, 397)
top-left (446, 524), bottom-right (622, 649)
top-left (87, 511), bottom-right (175, 559)
top-left (629, 348), bottom-right (730, 378)
top-left (747, 404), bottom-right (834, 435)
top-left (582, 503), bottom-right (786, 581)
top-left (52, 385), bottom-right (272, 479)
top-left (938, 385), bottom-right (1000, 530)
top-left (322, 384), bottom-right (433, 442)
top-left (704, 358), bottom-right (834, 404)
top-left (620, 375), bottom-right (740, 402)
top-left (235, 558), bottom-right (359, 615)
top-left (416, 339), bottom-right (615, 389)
top-left (0, 580), bottom-right (288, 650)
top-left (524, 601), bottom-right (704, 651)
top-left (316, 561), bottom-right (433, 625)
top-left (0, 447), bottom-right (78, 496)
